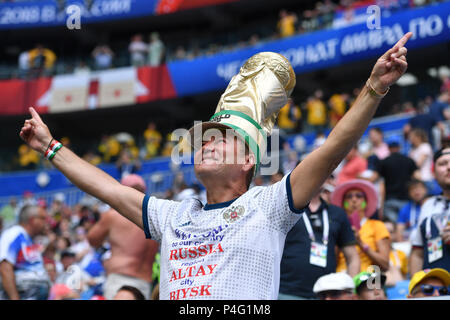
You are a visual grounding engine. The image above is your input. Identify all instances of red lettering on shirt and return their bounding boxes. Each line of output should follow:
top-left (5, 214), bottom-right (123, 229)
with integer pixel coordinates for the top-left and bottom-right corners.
top-left (169, 243), bottom-right (224, 261)
top-left (169, 285), bottom-right (213, 300)
top-left (169, 264), bottom-right (218, 282)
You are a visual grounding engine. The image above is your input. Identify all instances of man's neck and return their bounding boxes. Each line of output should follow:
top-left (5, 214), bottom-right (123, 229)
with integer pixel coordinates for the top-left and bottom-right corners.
top-left (204, 181), bottom-right (247, 204)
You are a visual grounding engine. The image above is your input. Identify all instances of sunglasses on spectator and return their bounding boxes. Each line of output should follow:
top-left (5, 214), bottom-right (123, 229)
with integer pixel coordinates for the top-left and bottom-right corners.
top-left (416, 284), bottom-right (449, 296)
top-left (344, 192), bottom-right (365, 200)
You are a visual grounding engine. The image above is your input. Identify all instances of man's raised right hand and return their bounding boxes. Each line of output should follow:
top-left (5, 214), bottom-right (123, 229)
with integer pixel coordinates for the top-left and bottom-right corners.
top-left (19, 107), bottom-right (53, 154)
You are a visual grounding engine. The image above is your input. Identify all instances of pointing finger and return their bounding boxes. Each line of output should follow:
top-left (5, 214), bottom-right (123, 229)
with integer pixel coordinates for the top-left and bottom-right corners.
top-left (29, 107), bottom-right (44, 124)
top-left (395, 32), bottom-right (412, 49)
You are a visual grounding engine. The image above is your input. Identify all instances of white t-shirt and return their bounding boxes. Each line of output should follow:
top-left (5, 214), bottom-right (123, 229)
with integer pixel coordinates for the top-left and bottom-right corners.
top-left (409, 143), bottom-right (433, 182)
top-left (142, 174), bottom-right (303, 300)
top-left (410, 196), bottom-right (450, 247)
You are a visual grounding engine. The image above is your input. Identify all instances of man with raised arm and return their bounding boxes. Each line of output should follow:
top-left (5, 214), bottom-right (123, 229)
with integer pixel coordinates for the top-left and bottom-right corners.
top-left (19, 33), bottom-right (411, 300)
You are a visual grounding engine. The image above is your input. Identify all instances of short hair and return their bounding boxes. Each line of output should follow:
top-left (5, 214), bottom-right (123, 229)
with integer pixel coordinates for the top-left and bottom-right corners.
top-left (406, 179), bottom-right (427, 190)
top-left (410, 128), bottom-right (428, 143)
top-left (433, 147), bottom-right (450, 164)
top-left (18, 205), bottom-right (40, 224)
top-left (116, 285), bottom-right (146, 300)
top-left (370, 127), bottom-right (383, 136)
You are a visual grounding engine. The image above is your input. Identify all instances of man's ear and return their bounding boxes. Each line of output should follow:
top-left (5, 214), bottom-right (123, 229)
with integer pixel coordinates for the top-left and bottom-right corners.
top-left (243, 152), bottom-right (256, 172)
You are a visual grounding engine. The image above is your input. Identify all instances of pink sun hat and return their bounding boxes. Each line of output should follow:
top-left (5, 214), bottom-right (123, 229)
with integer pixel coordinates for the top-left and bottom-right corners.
top-left (330, 179), bottom-right (378, 218)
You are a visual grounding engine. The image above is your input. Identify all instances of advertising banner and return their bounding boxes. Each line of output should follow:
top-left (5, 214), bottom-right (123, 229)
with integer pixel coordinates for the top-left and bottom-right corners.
top-left (167, 3), bottom-right (450, 97)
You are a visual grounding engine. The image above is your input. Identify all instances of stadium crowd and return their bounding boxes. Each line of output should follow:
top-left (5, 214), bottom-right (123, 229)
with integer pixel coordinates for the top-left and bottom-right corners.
top-left (0, 0), bottom-right (449, 302)
top-left (1, 77), bottom-right (449, 300)
top-left (5, 0), bottom-right (446, 80)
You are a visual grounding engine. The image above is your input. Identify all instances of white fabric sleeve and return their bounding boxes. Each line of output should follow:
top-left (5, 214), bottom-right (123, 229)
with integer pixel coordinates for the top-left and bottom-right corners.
top-left (0, 228), bottom-right (20, 265)
top-left (251, 173), bottom-right (305, 234)
top-left (142, 195), bottom-right (180, 242)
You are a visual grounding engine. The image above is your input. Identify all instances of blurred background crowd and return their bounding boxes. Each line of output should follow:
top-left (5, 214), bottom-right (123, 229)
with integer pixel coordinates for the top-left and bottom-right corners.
top-left (0, 0), bottom-right (449, 300)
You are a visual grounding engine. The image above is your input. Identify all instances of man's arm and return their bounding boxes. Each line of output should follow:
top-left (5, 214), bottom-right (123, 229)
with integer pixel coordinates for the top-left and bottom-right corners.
top-left (0, 260), bottom-right (19, 300)
top-left (341, 245), bottom-right (360, 277)
top-left (19, 108), bottom-right (145, 229)
top-left (87, 210), bottom-right (111, 248)
top-left (289, 33), bottom-right (412, 209)
top-left (363, 238), bottom-right (390, 272)
top-left (409, 247), bottom-right (424, 276)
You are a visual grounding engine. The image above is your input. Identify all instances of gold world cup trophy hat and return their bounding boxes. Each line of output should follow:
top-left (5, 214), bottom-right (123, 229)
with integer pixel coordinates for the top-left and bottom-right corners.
top-left (187, 52), bottom-right (296, 174)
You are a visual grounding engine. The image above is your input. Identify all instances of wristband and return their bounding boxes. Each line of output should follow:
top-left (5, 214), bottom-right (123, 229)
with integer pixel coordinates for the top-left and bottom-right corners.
top-left (44, 140), bottom-right (63, 161)
top-left (362, 244), bottom-right (370, 253)
top-left (366, 79), bottom-right (389, 98)
top-left (46, 138), bottom-right (54, 151)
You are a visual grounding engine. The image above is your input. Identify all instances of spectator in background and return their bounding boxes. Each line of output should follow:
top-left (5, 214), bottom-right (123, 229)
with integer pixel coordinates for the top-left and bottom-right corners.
top-left (18, 49), bottom-right (30, 79)
top-left (0, 198), bottom-right (18, 231)
top-left (174, 46), bottom-right (187, 61)
top-left (148, 32), bottom-right (165, 67)
top-left (116, 149), bottom-right (141, 181)
top-left (312, 131), bottom-right (327, 150)
top-left (312, 272), bottom-right (357, 300)
top-left (409, 147), bottom-right (450, 275)
top-left (408, 128), bottom-right (434, 189)
top-left (0, 205), bottom-right (51, 300)
top-left (128, 34), bottom-right (148, 67)
top-left (374, 139), bottom-right (418, 222)
top-left (73, 61), bottom-right (90, 75)
top-left (52, 250), bottom-right (97, 300)
top-left (353, 270), bottom-right (387, 300)
top-left (92, 45), bottom-right (114, 70)
top-left (331, 179), bottom-right (391, 274)
top-left (396, 179), bottom-right (428, 242)
top-left (98, 135), bottom-right (121, 163)
top-left (317, 0), bottom-right (336, 29)
top-left (279, 180), bottom-right (360, 299)
top-left (306, 90), bottom-right (328, 133)
top-left (319, 174), bottom-right (336, 203)
top-left (407, 268), bottom-right (450, 299)
top-left (28, 44), bottom-right (56, 78)
top-left (277, 9), bottom-right (297, 38)
top-left (383, 220), bottom-right (408, 288)
top-left (282, 149), bottom-right (299, 174)
top-left (87, 174), bottom-right (159, 300)
top-left (17, 144), bottom-right (40, 170)
top-left (328, 93), bottom-right (347, 128)
top-left (113, 285), bottom-right (146, 300)
top-left (161, 132), bottom-right (176, 157)
top-left (300, 9), bottom-right (320, 33)
top-left (277, 98), bottom-right (302, 135)
top-left (403, 101), bottom-right (438, 150)
top-left (82, 150), bottom-right (102, 166)
top-left (142, 122), bottom-right (162, 159)
top-left (336, 145), bottom-right (367, 185)
top-left (366, 127), bottom-right (390, 161)
top-left (429, 92), bottom-right (450, 150)
top-left (48, 193), bottom-right (71, 226)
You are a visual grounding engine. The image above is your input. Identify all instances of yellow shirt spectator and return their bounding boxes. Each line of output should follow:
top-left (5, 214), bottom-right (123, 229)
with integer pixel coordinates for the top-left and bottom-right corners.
top-left (306, 98), bottom-right (327, 126)
top-left (328, 94), bottom-right (347, 127)
top-left (18, 144), bottom-right (40, 168)
top-left (144, 124), bottom-right (162, 159)
top-left (278, 100), bottom-right (301, 130)
top-left (98, 136), bottom-right (121, 162)
top-left (389, 249), bottom-right (408, 276)
top-left (277, 11), bottom-right (297, 38)
top-left (337, 219), bottom-right (391, 273)
top-left (28, 47), bottom-right (57, 69)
